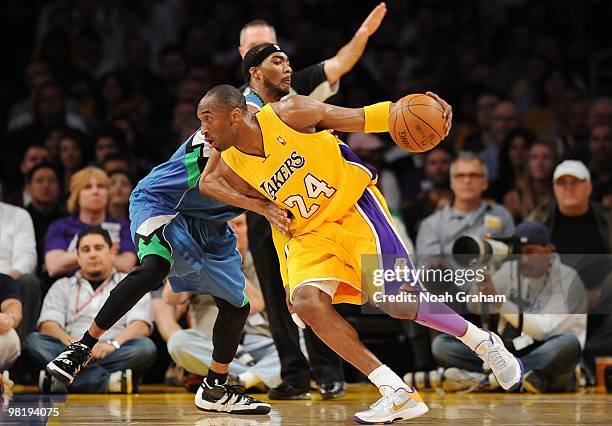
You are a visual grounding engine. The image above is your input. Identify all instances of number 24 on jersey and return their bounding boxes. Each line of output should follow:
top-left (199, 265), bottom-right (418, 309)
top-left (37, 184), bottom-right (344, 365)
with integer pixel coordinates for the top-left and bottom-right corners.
top-left (283, 173), bottom-right (336, 219)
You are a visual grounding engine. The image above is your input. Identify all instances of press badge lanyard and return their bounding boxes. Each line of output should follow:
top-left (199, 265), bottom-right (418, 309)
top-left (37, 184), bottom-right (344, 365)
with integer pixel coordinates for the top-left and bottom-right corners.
top-left (75, 276), bottom-right (110, 314)
top-left (512, 259), bottom-right (551, 333)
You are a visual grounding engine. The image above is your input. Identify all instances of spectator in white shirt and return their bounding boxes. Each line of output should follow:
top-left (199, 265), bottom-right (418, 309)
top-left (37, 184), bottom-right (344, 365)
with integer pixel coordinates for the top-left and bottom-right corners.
top-left (0, 201), bottom-right (42, 340)
top-left (0, 273), bottom-right (22, 372)
top-left (23, 226), bottom-right (156, 393)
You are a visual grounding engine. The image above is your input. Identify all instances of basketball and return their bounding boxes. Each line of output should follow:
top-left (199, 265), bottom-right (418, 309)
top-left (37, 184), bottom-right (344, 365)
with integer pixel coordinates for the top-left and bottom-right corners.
top-left (388, 93), bottom-right (446, 153)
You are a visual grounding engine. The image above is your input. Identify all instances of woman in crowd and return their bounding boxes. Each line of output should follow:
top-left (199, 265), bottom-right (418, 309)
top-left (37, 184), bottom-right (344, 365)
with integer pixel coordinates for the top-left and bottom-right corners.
top-left (107, 170), bottom-right (133, 221)
top-left (504, 139), bottom-right (557, 222)
top-left (491, 128), bottom-right (534, 205)
top-left (58, 130), bottom-right (88, 195)
top-left (44, 167), bottom-right (136, 278)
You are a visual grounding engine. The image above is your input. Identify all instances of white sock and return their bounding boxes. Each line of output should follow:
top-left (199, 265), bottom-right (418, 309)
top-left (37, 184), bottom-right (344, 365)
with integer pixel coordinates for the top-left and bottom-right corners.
top-left (368, 365), bottom-right (407, 396)
top-left (238, 371), bottom-right (261, 389)
top-left (456, 321), bottom-right (492, 352)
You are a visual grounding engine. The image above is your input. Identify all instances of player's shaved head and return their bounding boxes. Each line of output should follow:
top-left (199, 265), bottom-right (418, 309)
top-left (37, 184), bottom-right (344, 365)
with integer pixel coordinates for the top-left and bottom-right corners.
top-left (198, 85), bottom-right (249, 152)
top-left (198, 84), bottom-right (247, 113)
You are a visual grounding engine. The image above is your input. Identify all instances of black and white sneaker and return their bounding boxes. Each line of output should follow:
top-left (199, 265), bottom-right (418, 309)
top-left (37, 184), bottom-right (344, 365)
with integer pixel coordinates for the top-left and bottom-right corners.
top-left (195, 378), bottom-right (271, 414)
top-left (46, 342), bottom-right (92, 385)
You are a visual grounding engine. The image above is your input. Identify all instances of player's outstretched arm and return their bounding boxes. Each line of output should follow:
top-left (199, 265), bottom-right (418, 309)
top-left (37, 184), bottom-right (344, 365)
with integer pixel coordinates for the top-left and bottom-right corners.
top-left (273, 92), bottom-right (452, 136)
top-left (323, 2), bottom-right (387, 85)
top-left (272, 95), bottom-right (394, 133)
top-left (199, 150), bottom-right (291, 233)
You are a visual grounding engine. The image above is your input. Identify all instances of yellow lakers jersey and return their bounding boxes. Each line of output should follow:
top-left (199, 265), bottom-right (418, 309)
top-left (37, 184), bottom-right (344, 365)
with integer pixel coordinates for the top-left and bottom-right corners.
top-left (221, 104), bottom-right (377, 235)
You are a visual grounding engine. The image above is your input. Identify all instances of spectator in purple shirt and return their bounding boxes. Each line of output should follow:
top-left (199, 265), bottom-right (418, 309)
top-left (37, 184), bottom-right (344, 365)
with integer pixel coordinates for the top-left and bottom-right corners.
top-left (44, 167), bottom-right (136, 278)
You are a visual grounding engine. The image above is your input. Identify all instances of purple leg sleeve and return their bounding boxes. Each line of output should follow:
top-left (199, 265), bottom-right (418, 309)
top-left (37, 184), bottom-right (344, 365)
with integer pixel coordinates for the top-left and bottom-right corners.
top-left (351, 188), bottom-right (469, 338)
top-left (415, 299), bottom-right (468, 337)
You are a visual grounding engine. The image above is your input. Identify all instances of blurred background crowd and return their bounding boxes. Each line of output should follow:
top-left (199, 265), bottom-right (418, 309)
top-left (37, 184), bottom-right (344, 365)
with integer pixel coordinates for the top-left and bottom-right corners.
top-left (1, 0), bottom-right (611, 396)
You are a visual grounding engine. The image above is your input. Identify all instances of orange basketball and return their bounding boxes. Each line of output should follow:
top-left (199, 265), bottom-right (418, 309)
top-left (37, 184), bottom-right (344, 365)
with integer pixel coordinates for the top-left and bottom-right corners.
top-left (388, 93), bottom-right (445, 153)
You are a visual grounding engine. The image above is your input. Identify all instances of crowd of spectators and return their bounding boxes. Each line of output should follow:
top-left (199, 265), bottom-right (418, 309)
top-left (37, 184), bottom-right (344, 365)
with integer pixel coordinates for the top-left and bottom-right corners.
top-left (1, 0), bottom-right (611, 395)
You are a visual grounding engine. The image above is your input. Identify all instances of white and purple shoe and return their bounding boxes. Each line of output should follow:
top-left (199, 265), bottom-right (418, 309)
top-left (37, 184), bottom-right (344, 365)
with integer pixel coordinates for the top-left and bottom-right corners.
top-left (475, 332), bottom-right (523, 390)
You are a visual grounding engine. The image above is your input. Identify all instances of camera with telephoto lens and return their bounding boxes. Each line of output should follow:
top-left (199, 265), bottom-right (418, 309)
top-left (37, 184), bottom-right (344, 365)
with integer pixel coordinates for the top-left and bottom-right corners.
top-left (403, 369), bottom-right (444, 391)
top-left (452, 235), bottom-right (517, 268)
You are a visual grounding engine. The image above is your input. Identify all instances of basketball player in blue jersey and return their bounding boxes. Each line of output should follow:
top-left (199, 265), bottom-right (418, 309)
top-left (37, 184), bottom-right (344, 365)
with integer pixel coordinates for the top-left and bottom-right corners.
top-left (44, 124), bottom-right (290, 414)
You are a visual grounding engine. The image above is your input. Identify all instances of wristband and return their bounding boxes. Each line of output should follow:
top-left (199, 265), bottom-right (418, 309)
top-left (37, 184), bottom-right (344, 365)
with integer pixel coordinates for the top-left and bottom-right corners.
top-left (363, 101), bottom-right (391, 133)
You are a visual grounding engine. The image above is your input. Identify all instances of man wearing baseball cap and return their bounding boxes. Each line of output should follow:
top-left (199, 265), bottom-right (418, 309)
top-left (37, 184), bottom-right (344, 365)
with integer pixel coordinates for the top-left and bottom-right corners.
top-left (528, 159), bottom-right (612, 383)
top-left (432, 220), bottom-right (587, 393)
top-left (529, 159), bottom-right (610, 262)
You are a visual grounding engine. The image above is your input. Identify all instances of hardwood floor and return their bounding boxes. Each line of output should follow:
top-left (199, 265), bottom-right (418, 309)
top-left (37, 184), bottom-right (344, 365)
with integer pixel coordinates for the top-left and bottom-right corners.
top-left (2, 384), bottom-right (611, 425)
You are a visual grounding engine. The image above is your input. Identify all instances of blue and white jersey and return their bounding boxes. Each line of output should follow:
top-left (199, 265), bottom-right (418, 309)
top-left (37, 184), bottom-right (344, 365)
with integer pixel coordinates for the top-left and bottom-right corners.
top-left (133, 131), bottom-right (243, 222)
top-left (244, 89), bottom-right (266, 111)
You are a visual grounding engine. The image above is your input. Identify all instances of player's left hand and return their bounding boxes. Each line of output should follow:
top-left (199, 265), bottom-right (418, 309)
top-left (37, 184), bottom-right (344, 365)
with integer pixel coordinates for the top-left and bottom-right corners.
top-left (358, 2), bottom-right (387, 37)
top-left (91, 342), bottom-right (116, 360)
top-left (262, 201), bottom-right (291, 233)
top-left (426, 91), bottom-right (453, 138)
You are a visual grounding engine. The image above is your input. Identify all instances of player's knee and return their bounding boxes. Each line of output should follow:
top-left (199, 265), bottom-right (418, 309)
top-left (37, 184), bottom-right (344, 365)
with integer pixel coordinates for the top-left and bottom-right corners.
top-left (214, 298), bottom-right (250, 326)
top-left (375, 290), bottom-right (419, 320)
top-left (140, 255), bottom-right (171, 281)
top-left (383, 301), bottom-right (418, 320)
top-left (236, 302), bottom-right (250, 323)
top-left (293, 287), bottom-right (329, 323)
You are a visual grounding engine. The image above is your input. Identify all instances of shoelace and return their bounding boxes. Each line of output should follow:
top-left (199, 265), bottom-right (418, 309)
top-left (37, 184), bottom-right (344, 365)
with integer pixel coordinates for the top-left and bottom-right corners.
top-left (370, 393), bottom-right (393, 410)
top-left (57, 345), bottom-right (90, 366)
top-left (487, 349), bottom-right (507, 370)
top-left (224, 384), bottom-right (257, 404)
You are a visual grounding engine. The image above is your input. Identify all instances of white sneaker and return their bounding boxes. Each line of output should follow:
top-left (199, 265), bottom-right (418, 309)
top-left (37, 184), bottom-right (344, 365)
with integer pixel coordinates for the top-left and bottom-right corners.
top-left (475, 333), bottom-right (523, 390)
top-left (353, 388), bottom-right (429, 424)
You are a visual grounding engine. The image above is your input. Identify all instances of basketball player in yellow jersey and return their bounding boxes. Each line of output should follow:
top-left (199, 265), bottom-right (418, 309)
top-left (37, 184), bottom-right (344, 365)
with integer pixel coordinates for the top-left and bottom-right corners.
top-left (198, 85), bottom-right (523, 424)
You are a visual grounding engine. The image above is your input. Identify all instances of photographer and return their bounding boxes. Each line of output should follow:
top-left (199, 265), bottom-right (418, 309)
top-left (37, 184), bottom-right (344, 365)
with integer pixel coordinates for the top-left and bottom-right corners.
top-left (412, 152), bottom-right (515, 373)
top-left (432, 221), bottom-right (587, 393)
top-left (416, 152), bottom-right (514, 258)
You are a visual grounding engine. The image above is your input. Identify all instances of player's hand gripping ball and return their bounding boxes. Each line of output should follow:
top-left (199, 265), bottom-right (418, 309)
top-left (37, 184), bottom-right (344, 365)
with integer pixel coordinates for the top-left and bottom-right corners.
top-left (389, 92), bottom-right (451, 153)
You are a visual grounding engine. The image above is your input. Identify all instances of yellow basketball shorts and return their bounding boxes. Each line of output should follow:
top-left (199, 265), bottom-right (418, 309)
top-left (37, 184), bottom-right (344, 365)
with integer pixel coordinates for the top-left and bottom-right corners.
top-left (271, 186), bottom-right (413, 305)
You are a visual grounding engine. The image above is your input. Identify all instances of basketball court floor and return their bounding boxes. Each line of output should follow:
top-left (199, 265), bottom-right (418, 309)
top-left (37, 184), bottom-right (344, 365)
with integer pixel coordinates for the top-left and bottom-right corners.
top-left (2, 384), bottom-right (611, 425)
